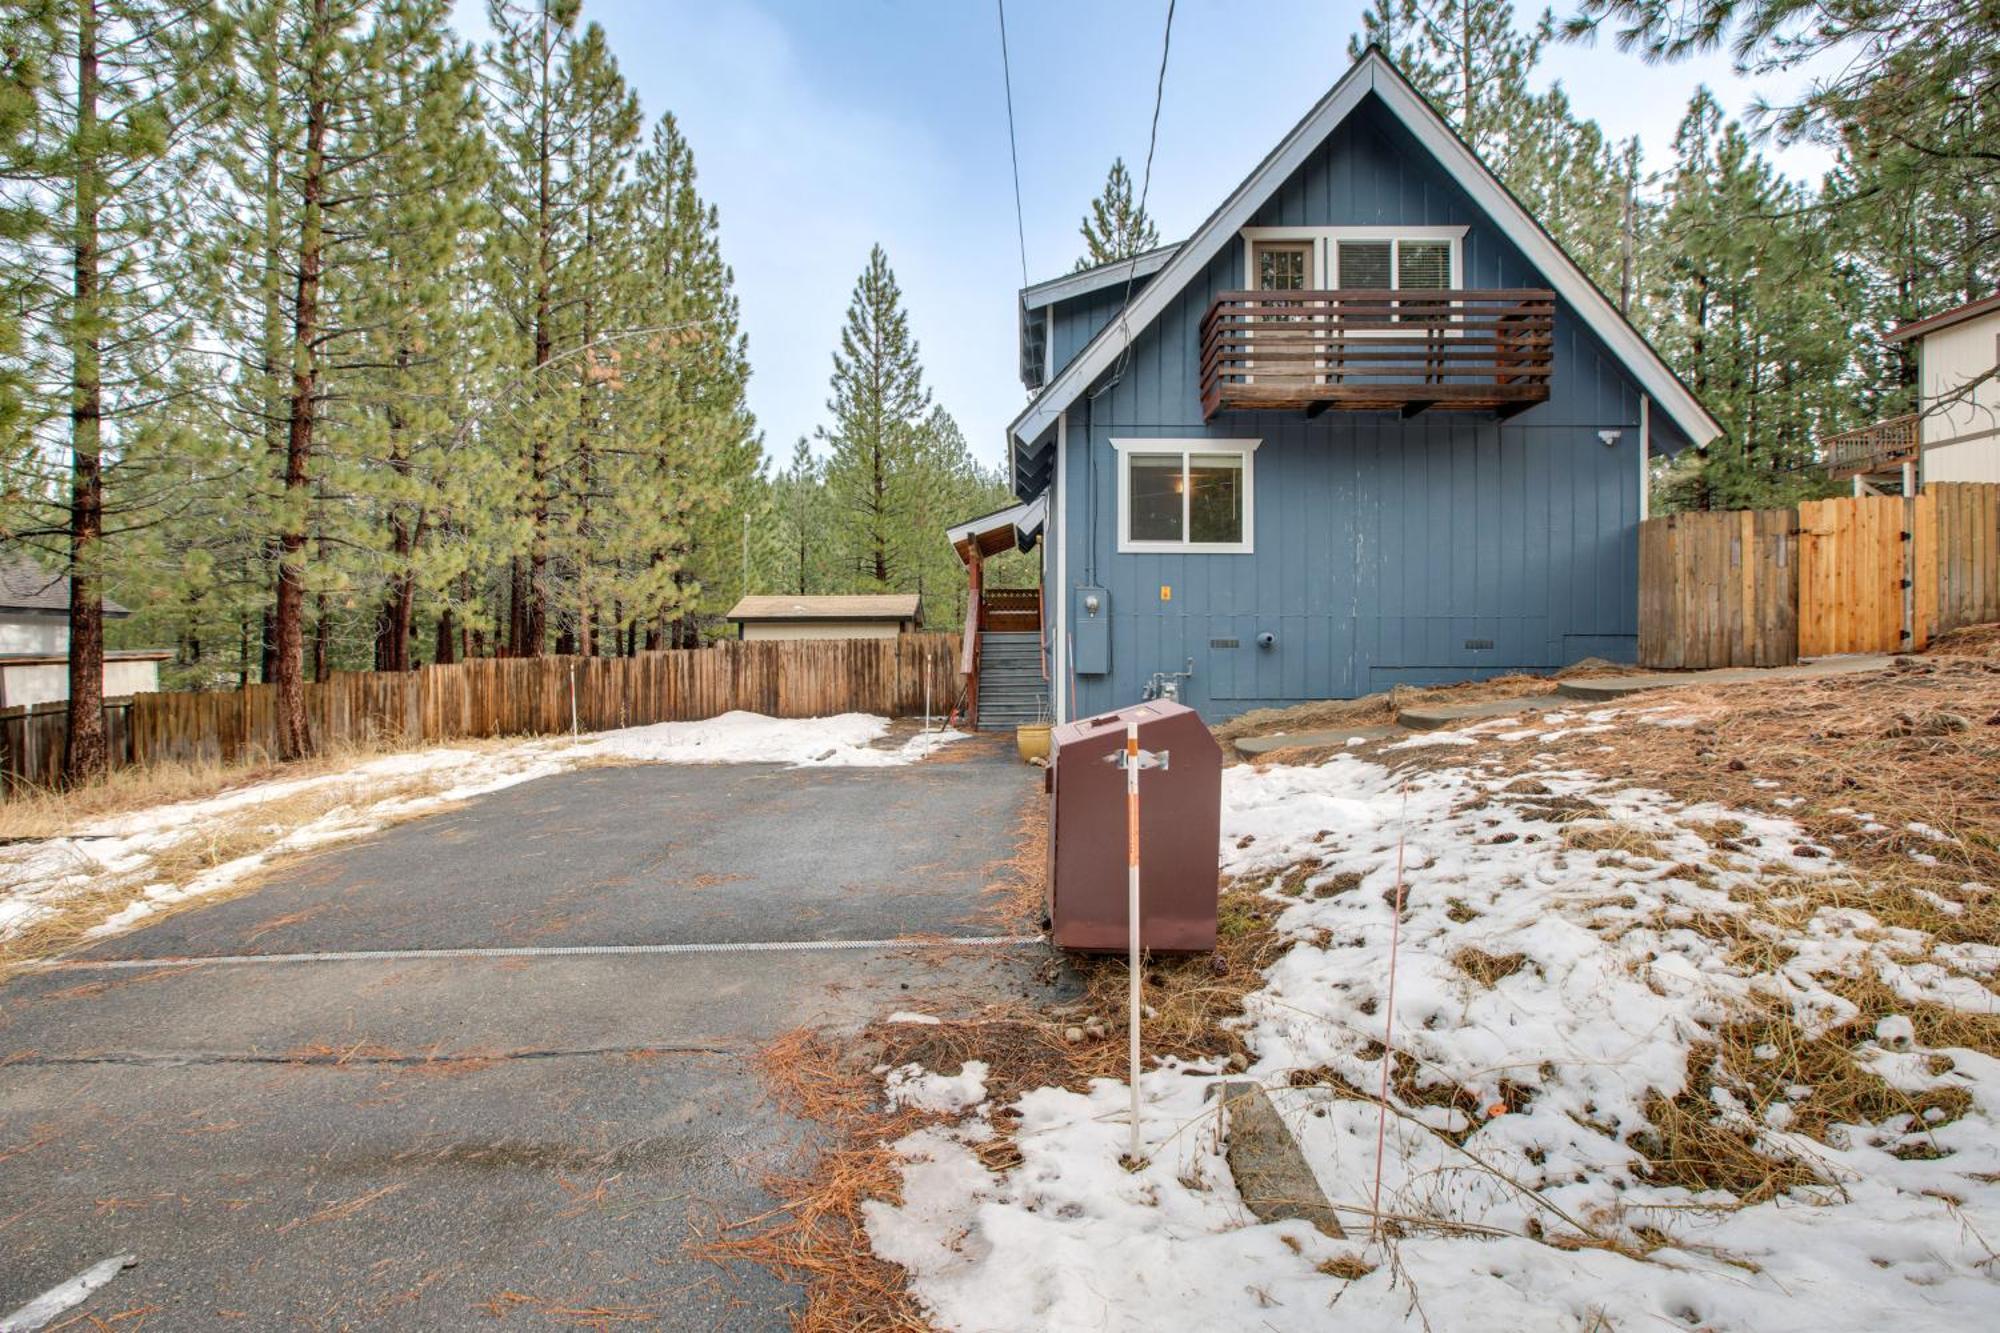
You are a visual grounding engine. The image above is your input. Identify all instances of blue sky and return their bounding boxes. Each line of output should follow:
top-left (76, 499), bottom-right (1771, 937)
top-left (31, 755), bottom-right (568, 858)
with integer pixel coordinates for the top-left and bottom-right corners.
top-left (449, 1), bottom-right (1824, 478)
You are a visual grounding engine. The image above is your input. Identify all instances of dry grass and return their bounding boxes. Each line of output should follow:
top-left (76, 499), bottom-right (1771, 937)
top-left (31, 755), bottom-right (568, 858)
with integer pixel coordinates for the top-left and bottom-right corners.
top-left (972, 784), bottom-right (1047, 934)
top-left (1436, 628), bottom-right (2000, 1206)
top-left (0, 734), bottom-right (458, 841)
top-left (1451, 946), bottom-right (1529, 987)
top-left (0, 768), bottom-right (458, 974)
top-left (1638, 991), bottom-right (1981, 1203)
top-left (695, 1028), bottom-right (937, 1332)
top-left (1560, 823), bottom-right (1667, 859)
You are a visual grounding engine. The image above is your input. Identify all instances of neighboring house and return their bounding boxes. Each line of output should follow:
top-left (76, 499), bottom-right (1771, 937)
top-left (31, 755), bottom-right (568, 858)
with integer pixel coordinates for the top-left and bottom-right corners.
top-left (727, 594), bottom-right (922, 642)
top-left (0, 555), bottom-right (170, 708)
top-left (1896, 294), bottom-right (2000, 485)
top-left (1823, 293), bottom-right (2000, 494)
top-left (987, 47), bottom-right (1720, 726)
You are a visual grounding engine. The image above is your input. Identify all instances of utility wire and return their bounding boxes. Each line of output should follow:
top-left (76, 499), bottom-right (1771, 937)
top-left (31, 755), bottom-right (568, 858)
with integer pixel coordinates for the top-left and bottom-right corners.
top-left (1108, 0), bottom-right (1176, 385)
top-left (996, 0), bottom-right (1030, 289)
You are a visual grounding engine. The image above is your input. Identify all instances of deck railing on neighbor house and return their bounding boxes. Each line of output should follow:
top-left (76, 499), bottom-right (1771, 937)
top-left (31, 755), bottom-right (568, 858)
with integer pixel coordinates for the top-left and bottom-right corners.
top-left (1199, 288), bottom-right (1555, 419)
top-left (1821, 413), bottom-right (1919, 478)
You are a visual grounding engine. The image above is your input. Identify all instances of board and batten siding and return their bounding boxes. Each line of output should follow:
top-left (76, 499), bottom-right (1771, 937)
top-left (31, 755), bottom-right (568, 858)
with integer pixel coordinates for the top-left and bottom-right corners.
top-left (1917, 310), bottom-right (2000, 485)
top-left (1053, 94), bottom-right (1673, 720)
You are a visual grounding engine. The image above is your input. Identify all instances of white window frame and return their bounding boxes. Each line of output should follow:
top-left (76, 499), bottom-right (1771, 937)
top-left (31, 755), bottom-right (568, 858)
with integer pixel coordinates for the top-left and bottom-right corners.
top-left (1112, 437), bottom-right (1259, 555)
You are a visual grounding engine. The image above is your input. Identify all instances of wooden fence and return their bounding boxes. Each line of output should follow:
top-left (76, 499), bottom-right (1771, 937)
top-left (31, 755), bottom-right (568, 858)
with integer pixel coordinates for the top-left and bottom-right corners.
top-left (0, 633), bottom-right (962, 793)
top-left (1638, 507), bottom-right (1798, 669)
top-left (1639, 482), bottom-right (2000, 669)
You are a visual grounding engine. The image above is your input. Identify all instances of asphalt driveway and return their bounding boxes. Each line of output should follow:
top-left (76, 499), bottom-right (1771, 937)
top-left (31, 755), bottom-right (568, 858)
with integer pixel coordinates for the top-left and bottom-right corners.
top-left (0, 736), bottom-right (1047, 1329)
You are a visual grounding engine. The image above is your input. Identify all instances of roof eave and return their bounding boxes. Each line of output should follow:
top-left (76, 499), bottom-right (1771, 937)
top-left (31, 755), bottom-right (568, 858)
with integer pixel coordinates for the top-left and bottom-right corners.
top-left (1008, 47), bottom-right (1723, 456)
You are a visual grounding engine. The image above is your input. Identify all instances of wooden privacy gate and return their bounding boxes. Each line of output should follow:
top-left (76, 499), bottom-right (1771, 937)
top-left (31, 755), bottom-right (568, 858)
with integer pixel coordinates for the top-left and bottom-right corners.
top-left (1796, 493), bottom-right (1936, 657)
top-left (1639, 482), bottom-right (2000, 669)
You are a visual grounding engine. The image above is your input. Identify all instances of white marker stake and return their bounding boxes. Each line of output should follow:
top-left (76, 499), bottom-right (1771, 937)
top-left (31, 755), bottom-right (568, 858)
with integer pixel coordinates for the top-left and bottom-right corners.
top-left (1, 1254), bottom-right (135, 1332)
top-left (1125, 719), bottom-right (1143, 1165)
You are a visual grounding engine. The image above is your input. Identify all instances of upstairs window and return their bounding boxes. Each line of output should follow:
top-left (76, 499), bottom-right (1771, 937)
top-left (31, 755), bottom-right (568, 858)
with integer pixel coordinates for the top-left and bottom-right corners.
top-left (1332, 235), bottom-right (1458, 290)
top-left (1114, 439), bottom-right (1259, 554)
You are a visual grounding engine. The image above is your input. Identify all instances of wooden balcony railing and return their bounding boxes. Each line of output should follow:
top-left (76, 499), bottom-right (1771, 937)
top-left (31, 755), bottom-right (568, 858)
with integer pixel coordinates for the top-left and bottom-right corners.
top-left (980, 586), bottom-right (1041, 633)
top-left (1200, 289), bottom-right (1555, 419)
top-left (1821, 413), bottom-right (1919, 479)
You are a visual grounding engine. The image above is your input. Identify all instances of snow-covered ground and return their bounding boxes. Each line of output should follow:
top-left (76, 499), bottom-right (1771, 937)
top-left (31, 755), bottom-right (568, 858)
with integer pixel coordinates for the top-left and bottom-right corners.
top-left (867, 716), bottom-right (2000, 1330)
top-left (0, 711), bottom-right (965, 948)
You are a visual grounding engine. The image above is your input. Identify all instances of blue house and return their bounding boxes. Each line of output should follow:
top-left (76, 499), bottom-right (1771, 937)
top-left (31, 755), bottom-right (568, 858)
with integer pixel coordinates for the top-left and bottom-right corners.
top-left (952, 48), bottom-right (1720, 729)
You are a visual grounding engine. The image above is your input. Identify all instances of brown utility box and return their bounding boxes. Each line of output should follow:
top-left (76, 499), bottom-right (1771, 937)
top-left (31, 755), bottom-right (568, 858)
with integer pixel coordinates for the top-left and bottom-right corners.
top-left (1045, 700), bottom-right (1222, 953)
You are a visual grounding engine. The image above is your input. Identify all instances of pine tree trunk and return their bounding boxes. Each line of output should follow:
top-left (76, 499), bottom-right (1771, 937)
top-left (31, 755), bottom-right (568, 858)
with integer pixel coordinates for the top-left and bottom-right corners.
top-left (434, 606), bottom-right (455, 665)
top-left (312, 591), bottom-right (330, 684)
top-left (63, 0), bottom-right (107, 784)
top-left (273, 9), bottom-right (329, 761)
top-left (521, 32), bottom-right (556, 658)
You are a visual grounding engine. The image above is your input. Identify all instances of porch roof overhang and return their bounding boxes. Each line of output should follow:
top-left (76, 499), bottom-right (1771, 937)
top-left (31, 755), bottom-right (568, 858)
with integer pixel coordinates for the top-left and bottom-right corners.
top-left (947, 493), bottom-right (1046, 567)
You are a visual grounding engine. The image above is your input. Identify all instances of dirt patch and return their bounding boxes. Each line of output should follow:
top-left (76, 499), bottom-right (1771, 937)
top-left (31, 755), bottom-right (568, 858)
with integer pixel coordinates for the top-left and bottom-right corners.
top-left (706, 872), bottom-right (1293, 1326)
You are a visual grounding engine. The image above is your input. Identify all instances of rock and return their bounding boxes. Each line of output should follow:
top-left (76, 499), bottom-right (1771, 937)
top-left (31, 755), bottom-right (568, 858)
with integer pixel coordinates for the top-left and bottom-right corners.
top-left (1063, 1026), bottom-right (1086, 1045)
top-left (1206, 1081), bottom-right (1344, 1239)
top-left (1226, 1051), bottom-right (1250, 1073)
top-left (837, 1040), bottom-right (886, 1074)
top-left (1084, 1021), bottom-right (1109, 1040)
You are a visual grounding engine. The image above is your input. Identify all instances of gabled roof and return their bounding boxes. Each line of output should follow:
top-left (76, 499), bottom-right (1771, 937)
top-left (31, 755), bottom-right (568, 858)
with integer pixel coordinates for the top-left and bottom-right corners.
top-left (1007, 46), bottom-right (1722, 461)
top-left (1886, 291), bottom-right (2000, 345)
top-left (1021, 243), bottom-right (1180, 311)
top-left (727, 594), bottom-right (920, 623)
top-left (0, 554), bottom-right (130, 617)
top-left (946, 494), bottom-right (1047, 565)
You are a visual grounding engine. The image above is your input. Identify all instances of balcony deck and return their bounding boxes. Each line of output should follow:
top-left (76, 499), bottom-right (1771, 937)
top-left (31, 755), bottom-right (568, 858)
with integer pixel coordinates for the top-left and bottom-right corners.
top-left (1821, 414), bottom-right (1919, 481)
top-left (1200, 288), bottom-right (1555, 420)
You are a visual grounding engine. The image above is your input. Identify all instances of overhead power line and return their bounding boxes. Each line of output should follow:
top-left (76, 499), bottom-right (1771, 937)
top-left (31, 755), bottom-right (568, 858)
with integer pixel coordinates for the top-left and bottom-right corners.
top-left (996, 0), bottom-right (1030, 289)
top-left (1108, 0), bottom-right (1176, 385)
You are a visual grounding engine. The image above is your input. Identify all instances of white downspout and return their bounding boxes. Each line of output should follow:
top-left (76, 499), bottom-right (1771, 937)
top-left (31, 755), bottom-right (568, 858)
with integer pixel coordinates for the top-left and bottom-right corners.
top-left (1638, 395), bottom-right (1650, 522)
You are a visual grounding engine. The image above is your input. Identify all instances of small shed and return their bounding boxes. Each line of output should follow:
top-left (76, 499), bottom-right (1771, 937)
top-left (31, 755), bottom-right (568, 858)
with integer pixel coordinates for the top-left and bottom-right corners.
top-left (727, 594), bottom-right (922, 642)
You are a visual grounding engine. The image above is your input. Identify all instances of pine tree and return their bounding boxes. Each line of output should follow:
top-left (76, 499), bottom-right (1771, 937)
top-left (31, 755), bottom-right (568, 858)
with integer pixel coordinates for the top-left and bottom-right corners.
top-left (765, 436), bottom-right (825, 597)
top-left (1075, 157), bottom-right (1159, 271)
top-left (323, 7), bottom-right (492, 674)
top-left (1650, 89), bottom-right (1851, 510)
top-left (196, 0), bottom-right (480, 756)
top-left (0, 1), bottom-right (228, 780)
top-left (820, 245), bottom-right (930, 588)
top-left (615, 110), bottom-right (755, 650)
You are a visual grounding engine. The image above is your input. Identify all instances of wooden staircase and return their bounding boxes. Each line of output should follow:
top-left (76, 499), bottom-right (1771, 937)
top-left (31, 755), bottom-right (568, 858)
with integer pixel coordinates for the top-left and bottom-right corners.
top-left (974, 632), bottom-right (1045, 730)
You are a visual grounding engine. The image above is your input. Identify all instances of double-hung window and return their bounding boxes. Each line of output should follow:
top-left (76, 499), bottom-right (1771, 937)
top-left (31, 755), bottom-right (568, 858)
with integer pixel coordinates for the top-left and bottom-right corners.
top-left (1114, 439), bottom-right (1258, 554)
top-left (1333, 233), bottom-right (1458, 325)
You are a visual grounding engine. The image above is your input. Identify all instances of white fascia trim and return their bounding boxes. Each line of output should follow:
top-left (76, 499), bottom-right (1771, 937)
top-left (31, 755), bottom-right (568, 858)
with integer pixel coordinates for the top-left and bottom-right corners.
top-left (1007, 49), bottom-right (1721, 451)
top-left (1007, 62), bottom-right (1376, 450)
top-left (1360, 68), bottom-right (1719, 445)
top-left (1021, 244), bottom-right (1180, 310)
top-left (944, 493), bottom-right (1045, 552)
top-left (1111, 437), bottom-right (1260, 556)
top-left (1051, 412), bottom-right (1068, 725)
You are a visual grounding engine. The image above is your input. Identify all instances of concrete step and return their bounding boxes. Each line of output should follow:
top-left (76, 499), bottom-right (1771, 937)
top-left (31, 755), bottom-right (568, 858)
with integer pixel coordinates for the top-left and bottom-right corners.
top-left (1395, 695), bottom-right (1560, 731)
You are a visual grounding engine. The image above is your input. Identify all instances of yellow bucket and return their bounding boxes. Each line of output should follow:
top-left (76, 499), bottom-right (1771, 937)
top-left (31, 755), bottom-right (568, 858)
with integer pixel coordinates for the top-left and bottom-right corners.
top-left (1015, 722), bottom-right (1052, 763)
